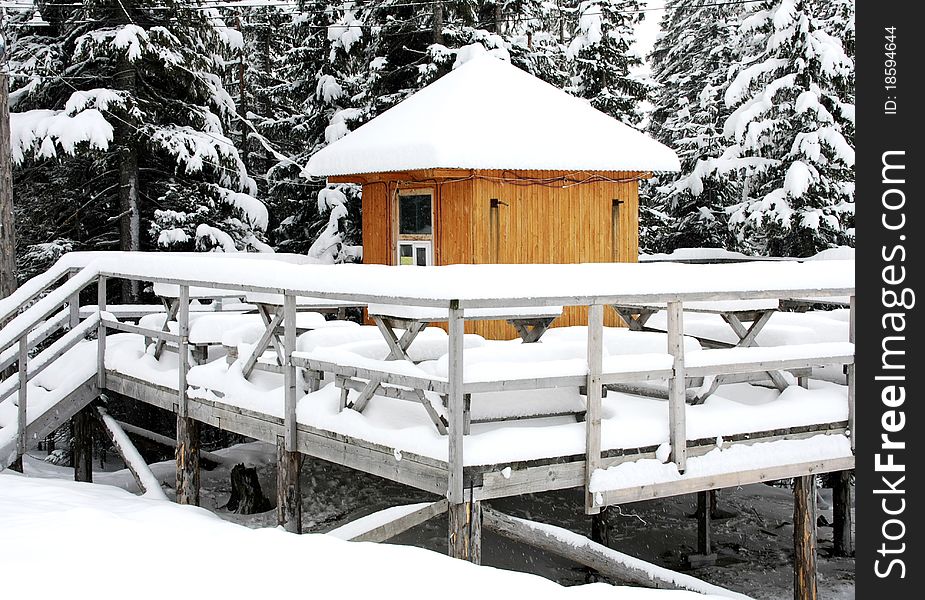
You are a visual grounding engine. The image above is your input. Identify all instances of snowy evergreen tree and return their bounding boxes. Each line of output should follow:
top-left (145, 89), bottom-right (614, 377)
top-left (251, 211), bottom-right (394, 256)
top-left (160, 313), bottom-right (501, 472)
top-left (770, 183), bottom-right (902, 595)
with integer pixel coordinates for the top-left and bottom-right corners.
top-left (717, 0), bottom-right (855, 256)
top-left (643, 0), bottom-right (744, 253)
top-left (8, 1), bottom-right (268, 288)
top-left (566, 0), bottom-right (651, 125)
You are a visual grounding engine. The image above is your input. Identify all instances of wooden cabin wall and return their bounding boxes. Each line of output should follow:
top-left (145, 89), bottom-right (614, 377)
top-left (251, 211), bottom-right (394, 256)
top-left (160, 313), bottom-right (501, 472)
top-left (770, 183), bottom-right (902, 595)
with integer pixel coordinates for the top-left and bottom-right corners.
top-left (359, 170), bottom-right (641, 339)
top-left (440, 170), bottom-right (640, 340)
top-left (360, 181), bottom-right (392, 265)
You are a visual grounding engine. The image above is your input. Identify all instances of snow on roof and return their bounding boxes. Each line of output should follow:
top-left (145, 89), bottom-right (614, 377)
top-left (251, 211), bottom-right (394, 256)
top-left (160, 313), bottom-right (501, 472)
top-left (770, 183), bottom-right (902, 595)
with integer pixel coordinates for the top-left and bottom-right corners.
top-left (305, 54), bottom-right (681, 177)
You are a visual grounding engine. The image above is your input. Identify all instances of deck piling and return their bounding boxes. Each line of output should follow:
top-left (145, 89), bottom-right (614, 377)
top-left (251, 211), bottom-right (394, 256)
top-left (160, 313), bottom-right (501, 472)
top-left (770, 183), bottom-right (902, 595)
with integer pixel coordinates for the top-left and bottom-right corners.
top-left (176, 415), bottom-right (200, 505)
top-left (72, 407), bottom-right (94, 483)
top-left (448, 499), bottom-right (481, 564)
top-left (832, 470), bottom-right (853, 557)
top-left (793, 475), bottom-right (817, 600)
top-left (276, 436), bottom-right (303, 533)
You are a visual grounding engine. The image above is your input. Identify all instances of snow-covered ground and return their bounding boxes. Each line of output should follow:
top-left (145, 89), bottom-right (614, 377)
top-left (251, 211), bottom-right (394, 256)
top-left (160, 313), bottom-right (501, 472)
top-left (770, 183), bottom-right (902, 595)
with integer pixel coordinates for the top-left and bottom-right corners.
top-left (2, 445), bottom-right (854, 600)
top-left (0, 472), bottom-right (730, 600)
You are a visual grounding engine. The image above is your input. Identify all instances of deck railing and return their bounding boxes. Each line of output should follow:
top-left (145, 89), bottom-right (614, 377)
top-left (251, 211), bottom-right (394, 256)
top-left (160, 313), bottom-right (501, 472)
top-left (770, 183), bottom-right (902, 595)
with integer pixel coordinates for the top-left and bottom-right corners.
top-left (1, 256), bottom-right (855, 514)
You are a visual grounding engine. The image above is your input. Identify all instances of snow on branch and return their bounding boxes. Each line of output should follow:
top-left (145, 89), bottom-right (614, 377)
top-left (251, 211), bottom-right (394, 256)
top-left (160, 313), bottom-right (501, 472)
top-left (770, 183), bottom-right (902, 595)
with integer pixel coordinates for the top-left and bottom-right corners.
top-left (208, 184), bottom-right (269, 230)
top-left (150, 125), bottom-right (257, 195)
top-left (10, 109), bottom-right (114, 164)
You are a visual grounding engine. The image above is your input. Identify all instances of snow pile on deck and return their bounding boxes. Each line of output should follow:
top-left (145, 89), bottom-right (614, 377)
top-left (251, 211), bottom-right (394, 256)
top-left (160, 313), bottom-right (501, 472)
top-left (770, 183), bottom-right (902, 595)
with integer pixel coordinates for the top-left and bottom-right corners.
top-left (305, 53), bottom-right (680, 175)
top-left (0, 475), bottom-right (726, 599)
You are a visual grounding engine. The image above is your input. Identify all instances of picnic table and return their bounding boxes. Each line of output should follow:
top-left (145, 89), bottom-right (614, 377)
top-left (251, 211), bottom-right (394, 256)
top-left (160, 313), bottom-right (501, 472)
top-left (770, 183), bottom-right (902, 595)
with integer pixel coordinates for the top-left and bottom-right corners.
top-left (366, 303), bottom-right (563, 362)
top-left (612, 299), bottom-right (790, 401)
top-left (239, 292), bottom-right (367, 378)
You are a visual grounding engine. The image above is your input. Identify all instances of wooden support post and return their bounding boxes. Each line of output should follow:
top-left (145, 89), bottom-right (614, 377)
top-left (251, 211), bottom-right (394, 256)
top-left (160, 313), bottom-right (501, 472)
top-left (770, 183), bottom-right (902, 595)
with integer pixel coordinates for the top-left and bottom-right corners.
top-left (283, 293), bottom-right (297, 452)
top-left (97, 276), bottom-right (107, 390)
top-left (276, 436), bottom-right (302, 534)
top-left (847, 295), bottom-right (855, 453)
top-left (175, 415), bottom-right (200, 505)
top-left (832, 470), bottom-right (853, 557)
top-left (590, 507), bottom-right (610, 548)
top-left (667, 301), bottom-right (687, 471)
top-left (72, 407), bottom-right (94, 483)
top-left (585, 304), bottom-right (604, 514)
top-left (446, 301), bottom-right (465, 505)
top-left (448, 498), bottom-right (481, 564)
top-left (793, 475), bottom-right (817, 600)
top-left (177, 285), bottom-right (189, 418)
top-left (687, 491), bottom-right (717, 567)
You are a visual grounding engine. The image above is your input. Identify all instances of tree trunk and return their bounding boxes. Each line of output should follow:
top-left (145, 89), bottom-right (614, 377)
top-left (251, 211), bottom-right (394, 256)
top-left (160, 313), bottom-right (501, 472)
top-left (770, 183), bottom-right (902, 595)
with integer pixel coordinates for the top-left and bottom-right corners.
top-left (225, 463), bottom-right (272, 514)
top-left (115, 9), bottom-right (140, 303)
top-left (433, 2), bottom-right (444, 45)
top-left (0, 72), bottom-right (16, 301)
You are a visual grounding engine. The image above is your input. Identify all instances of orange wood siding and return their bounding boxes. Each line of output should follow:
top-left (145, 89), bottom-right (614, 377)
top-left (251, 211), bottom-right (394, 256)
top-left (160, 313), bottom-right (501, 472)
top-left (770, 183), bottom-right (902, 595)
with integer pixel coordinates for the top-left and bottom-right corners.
top-left (359, 169), bottom-right (642, 339)
top-left (361, 181), bottom-right (392, 265)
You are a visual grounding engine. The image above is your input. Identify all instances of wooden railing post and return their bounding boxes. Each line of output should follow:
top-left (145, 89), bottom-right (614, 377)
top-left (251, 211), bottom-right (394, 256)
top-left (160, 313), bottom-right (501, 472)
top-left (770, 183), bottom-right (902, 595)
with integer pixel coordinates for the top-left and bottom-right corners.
top-left (446, 301), bottom-right (479, 561)
top-left (97, 276), bottom-right (107, 390)
top-left (277, 292), bottom-right (303, 533)
top-left (11, 336), bottom-right (28, 471)
top-left (68, 269), bottom-right (79, 330)
top-left (446, 301), bottom-right (465, 505)
top-left (283, 293), bottom-right (297, 452)
top-left (585, 303), bottom-right (604, 514)
top-left (175, 283), bottom-right (200, 505)
top-left (177, 284), bottom-right (190, 418)
top-left (667, 300), bottom-right (687, 471)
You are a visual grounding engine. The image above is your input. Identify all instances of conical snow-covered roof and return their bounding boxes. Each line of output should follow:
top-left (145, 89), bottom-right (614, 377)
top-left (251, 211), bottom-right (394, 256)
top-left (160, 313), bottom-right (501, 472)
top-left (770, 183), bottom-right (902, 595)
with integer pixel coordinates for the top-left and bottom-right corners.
top-left (305, 53), bottom-right (680, 177)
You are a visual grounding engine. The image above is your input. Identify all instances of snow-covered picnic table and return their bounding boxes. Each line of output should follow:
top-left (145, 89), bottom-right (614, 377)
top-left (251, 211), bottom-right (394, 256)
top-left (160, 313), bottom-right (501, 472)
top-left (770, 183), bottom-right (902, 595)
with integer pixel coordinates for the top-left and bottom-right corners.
top-left (366, 303), bottom-right (564, 356)
top-left (238, 292), bottom-right (367, 378)
top-left (612, 298), bottom-right (790, 401)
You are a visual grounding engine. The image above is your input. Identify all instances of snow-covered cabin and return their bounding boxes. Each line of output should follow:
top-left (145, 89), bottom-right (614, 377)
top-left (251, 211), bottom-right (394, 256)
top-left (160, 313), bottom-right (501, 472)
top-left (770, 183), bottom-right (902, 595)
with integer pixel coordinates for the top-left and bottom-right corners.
top-left (306, 53), bottom-right (680, 338)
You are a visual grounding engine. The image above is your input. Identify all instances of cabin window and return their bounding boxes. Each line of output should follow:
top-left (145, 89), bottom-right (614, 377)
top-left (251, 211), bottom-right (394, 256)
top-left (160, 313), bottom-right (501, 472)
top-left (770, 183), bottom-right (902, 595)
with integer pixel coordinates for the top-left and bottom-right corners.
top-left (396, 189), bottom-right (433, 266)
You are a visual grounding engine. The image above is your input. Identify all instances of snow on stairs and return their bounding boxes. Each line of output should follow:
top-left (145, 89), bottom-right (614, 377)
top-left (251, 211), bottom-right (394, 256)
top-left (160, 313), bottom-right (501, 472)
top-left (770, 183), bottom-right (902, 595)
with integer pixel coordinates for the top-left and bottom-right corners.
top-left (0, 372), bottom-right (98, 468)
top-left (1, 264), bottom-right (104, 469)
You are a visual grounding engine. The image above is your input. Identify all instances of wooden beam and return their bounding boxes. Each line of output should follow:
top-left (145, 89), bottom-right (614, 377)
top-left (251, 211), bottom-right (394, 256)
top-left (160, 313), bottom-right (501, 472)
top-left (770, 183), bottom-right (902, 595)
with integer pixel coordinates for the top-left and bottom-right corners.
top-left (94, 406), bottom-right (168, 500)
top-left (175, 415), bottom-right (200, 505)
top-left (329, 500), bottom-right (448, 543)
top-left (276, 436), bottom-right (302, 534)
top-left (793, 475), bottom-right (817, 600)
top-left (72, 406), bottom-right (94, 483)
top-left (448, 499), bottom-right (481, 564)
top-left (585, 304), bottom-right (603, 514)
top-left (114, 419), bottom-right (222, 465)
top-left (666, 301), bottom-right (687, 471)
top-left (599, 456), bottom-right (853, 507)
top-left (832, 470), bottom-right (853, 557)
top-left (482, 506), bottom-right (751, 598)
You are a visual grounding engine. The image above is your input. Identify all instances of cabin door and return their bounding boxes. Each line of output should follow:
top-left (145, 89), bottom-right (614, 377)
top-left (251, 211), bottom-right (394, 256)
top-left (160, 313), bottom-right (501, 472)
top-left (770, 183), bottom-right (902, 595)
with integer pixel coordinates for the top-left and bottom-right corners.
top-left (396, 189), bottom-right (433, 266)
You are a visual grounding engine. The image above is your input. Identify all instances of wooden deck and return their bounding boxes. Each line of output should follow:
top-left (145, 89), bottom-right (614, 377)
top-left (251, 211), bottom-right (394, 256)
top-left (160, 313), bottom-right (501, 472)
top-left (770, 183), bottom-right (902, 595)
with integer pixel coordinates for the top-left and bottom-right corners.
top-left (0, 254), bottom-right (856, 598)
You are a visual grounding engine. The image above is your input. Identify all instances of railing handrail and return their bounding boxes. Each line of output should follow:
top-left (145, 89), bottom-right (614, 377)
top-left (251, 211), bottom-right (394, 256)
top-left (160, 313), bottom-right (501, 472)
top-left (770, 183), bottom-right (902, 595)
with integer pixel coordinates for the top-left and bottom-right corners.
top-left (0, 267), bottom-right (98, 356)
top-left (0, 263), bottom-right (79, 325)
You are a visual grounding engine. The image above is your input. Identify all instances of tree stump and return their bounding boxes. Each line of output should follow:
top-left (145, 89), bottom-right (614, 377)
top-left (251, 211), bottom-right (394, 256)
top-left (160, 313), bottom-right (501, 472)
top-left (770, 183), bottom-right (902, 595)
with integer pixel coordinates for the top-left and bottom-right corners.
top-left (225, 463), bottom-right (272, 514)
